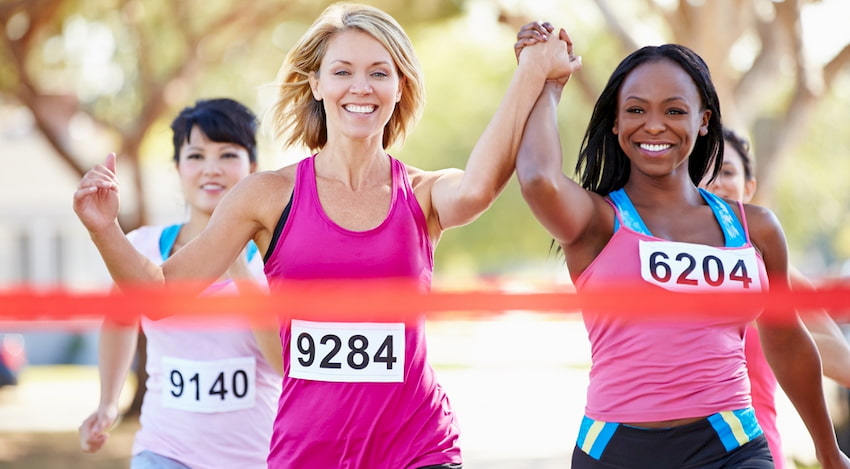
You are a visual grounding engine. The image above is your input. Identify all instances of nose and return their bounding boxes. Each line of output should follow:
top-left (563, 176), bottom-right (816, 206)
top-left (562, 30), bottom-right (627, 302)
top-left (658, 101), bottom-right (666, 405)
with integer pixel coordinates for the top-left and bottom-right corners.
top-left (202, 159), bottom-right (223, 175)
top-left (350, 74), bottom-right (373, 95)
top-left (644, 111), bottom-right (666, 134)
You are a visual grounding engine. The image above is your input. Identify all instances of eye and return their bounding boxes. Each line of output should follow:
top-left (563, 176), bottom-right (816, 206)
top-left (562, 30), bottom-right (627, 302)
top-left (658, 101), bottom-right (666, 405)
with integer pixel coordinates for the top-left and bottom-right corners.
top-left (221, 152), bottom-right (240, 159)
top-left (371, 70), bottom-right (389, 78)
top-left (333, 70), bottom-right (351, 76)
top-left (625, 107), bottom-right (644, 114)
top-left (666, 108), bottom-right (687, 115)
top-left (185, 153), bottom-right (203, 160)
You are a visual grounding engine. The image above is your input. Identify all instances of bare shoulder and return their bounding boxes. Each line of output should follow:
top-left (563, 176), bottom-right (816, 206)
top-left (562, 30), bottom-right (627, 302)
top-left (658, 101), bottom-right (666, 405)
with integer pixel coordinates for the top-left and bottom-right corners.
top-left (742, 203), bottom-right (783, 237)
top-left (247, 164), bottom-right (296, 186)
top-left (404, 164), bottom-right (457, 187)
top-left (742, 202), bottom-right (787, 266)
top-left (230, 164), bottom-right (298, 228)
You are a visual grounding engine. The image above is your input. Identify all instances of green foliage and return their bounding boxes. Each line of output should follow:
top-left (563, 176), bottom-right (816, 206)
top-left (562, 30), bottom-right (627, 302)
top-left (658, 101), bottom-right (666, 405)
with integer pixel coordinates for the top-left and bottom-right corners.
top-left (6, 0), bottom-right (850, 277)
top-left (774, 76), bottom-right (850, 272)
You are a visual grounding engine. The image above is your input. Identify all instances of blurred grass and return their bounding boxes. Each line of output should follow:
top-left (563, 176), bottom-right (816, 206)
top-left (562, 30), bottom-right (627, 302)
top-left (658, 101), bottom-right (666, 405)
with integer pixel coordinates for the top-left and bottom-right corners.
top-left (0, 364), bottom-right (137, 468)
top-left (0, 418), bottom-right (138, 469)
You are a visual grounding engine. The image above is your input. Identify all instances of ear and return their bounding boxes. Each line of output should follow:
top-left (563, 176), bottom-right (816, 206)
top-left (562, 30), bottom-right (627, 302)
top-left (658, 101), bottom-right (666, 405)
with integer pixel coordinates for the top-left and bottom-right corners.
top-left (612, 118), bottom-right (619, 135)
top-left (742, 178), bottom-right (757, 203)
top-left (698, 110), bottom-right (711, 136)
top-left (395, 76), bottom-right (405, 103)
top-left (250, 161), bottom-right (258, 174)
top-left (308, 71), bottom-right (322, 101)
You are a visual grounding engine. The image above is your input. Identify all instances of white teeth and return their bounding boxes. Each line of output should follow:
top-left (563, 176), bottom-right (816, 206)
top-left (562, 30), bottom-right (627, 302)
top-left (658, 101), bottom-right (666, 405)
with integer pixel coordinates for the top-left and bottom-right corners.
top-left (641, 143), bottom-right (671, 152)
top-left (345, 104), bottom-right (375, 114)
top-left (201, 184), bottom-right (224, 190)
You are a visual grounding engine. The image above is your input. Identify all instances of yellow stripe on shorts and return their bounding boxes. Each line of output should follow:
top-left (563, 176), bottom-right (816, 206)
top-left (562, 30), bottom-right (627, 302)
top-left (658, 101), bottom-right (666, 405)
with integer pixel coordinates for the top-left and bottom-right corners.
top-left (580, 420), bottom-right (607, 453)
top-left (718, 410), bottom-right (749, 445)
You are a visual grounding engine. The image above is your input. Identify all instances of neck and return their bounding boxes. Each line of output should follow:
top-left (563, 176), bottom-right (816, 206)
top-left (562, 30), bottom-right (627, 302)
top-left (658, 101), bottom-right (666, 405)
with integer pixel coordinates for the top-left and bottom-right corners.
top-left (315, 139), bottom-right (389, 190)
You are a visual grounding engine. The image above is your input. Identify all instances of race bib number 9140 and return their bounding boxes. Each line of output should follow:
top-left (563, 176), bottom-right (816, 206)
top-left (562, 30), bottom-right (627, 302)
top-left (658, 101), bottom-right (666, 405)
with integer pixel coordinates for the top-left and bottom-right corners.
top-left (639, 240), bottom-right (762, 292)
top-left (161, 356), bottom-right (256, 413)
top-left (289, 320), bottom-right (405, 383)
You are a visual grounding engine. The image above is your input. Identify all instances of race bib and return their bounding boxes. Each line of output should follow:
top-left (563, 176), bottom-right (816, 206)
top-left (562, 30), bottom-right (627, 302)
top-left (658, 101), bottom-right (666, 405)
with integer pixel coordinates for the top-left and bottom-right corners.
top-left (161, 356), bottom-right (256, 413)
top-left (639, 240), bottom-right (762, 292)
top-left (289, 320), bottom-right (405, 383)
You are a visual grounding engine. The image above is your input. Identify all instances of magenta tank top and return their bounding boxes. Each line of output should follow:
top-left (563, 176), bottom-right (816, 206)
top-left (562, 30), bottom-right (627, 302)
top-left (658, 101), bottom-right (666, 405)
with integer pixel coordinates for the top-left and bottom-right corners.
top-left (263, 155), bottom-right (461, 468)
top-left (576, 189), bottom-right (769, 423)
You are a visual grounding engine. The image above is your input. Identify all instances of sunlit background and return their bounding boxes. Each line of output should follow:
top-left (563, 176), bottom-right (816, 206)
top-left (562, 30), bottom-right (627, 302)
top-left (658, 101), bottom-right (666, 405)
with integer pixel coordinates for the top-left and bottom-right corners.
top-left (1, 0), bottom-right (849, 467)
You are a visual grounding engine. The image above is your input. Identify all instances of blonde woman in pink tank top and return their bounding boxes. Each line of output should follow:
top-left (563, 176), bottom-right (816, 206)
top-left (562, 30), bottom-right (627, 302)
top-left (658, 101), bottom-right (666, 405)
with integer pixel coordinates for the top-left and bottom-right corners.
top-left (73, 3), bottom-right (580, 468)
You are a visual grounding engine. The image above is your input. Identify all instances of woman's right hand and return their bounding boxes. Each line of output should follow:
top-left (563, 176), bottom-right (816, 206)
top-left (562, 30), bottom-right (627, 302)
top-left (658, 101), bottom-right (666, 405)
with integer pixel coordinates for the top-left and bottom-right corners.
top-left (73, 152), bottom-right (120, 233)
top-left (78, 405), bottom-right (119, 453)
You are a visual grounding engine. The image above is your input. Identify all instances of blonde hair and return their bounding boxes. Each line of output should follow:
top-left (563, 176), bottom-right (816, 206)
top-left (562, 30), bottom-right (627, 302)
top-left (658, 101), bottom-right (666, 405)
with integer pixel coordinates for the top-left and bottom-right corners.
top-left (270, 2), bottom-right (424, 151)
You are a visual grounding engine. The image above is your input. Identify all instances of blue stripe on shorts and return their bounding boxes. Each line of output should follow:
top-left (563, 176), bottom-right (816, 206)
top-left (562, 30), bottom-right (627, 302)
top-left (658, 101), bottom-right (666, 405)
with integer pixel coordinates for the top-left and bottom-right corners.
top-left (706, 407), bottom-right (764, 451)
top-left (576, 415), bottom-right (620, 459)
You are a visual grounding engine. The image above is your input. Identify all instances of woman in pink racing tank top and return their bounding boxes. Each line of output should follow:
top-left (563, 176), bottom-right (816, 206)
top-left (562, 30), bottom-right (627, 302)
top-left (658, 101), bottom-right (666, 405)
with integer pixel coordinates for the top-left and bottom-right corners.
top-left (72, 3), bottom-right (579, 468)
top-left (513, 21), bottom-right (850, 469)
top-left (702, 127), bottom-right (850, 469)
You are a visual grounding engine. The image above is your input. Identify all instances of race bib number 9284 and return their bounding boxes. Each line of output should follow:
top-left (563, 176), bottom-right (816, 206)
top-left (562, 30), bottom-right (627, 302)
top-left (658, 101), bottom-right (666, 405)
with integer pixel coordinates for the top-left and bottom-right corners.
top-left (289, 320), bottom-right (405, 383)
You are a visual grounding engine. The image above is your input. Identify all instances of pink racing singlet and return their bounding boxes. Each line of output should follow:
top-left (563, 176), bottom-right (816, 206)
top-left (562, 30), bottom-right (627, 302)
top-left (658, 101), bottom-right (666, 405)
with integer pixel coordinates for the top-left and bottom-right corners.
top-left (576, 188), bottom-right (769, 423)
top-left (263, 155), bottom-right (461, 469)
top-left (128, 225), bottom-right (279, 469)
top-left (745, 324), bottom-right (786, 467)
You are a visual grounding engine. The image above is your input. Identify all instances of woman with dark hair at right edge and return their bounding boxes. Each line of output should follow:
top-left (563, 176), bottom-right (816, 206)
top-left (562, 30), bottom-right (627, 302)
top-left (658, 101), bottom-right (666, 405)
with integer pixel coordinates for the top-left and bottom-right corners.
top-left (514, 21), bottom-right (850, 468)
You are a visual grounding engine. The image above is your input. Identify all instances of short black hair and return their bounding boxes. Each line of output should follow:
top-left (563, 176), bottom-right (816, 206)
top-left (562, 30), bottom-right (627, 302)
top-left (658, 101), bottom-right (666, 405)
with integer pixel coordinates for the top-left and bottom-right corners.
top-left (722, 127), bottom-right (754, 181)
top-left (171, 98), bottom-right (258, 164)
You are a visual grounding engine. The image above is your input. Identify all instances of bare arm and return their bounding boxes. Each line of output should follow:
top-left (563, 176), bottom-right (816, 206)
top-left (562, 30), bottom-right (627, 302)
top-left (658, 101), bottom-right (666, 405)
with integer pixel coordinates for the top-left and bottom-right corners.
top-left (792, 268), bottom-right (850, 387)
top-left (753, 205), bottom-right (850, 468)
top-left (229, 253), bottom-right (283, 376)
top-left (78, 320), bottom-right (139, 452)
top-left (252, 329), bottom-right (283, 376)
top-left (512, 25), bottom-right (612, 275)
top-left (515, 80), bottom-right (604, 248)
top-left (429, 28), bottom-right (581, 232)
top-left (74, 153), bottom-right (270, 291)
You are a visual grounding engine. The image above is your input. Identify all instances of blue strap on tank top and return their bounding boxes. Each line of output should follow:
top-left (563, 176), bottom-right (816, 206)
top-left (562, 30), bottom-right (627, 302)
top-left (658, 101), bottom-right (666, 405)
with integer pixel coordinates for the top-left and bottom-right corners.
top-left (158, 224), bottom-right (258, 262)
top-left (609, 188), bottom-right (747, 248)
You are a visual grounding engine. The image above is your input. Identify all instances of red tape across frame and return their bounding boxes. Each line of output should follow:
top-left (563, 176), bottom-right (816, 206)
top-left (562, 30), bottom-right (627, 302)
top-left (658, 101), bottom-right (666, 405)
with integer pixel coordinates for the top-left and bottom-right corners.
top-left (1, 280), bottom-right (849, 327)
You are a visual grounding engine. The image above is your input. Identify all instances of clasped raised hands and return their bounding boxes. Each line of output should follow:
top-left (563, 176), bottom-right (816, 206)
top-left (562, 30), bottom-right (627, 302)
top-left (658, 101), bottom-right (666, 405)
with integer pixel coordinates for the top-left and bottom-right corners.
top-left (515, 21), bottom-right (581, 86)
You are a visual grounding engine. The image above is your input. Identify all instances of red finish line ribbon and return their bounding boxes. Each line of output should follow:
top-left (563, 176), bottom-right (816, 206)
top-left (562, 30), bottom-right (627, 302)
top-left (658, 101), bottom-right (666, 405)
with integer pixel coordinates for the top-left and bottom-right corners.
top-left (1, 279), bottom-right (849, 327)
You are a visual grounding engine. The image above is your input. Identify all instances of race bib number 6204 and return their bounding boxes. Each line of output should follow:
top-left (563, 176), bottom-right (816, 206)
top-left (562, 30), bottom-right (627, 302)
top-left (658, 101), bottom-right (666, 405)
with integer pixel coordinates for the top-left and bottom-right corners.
top-left (639, 240), bottom-right (762, 292)
top-left (289, 320), bottom-right (405, 383)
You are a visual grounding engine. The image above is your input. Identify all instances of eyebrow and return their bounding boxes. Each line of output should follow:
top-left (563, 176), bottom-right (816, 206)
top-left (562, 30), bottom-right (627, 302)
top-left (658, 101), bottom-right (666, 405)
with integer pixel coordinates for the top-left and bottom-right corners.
top-left (623, 95), bottom-right (688, 103)
top-left (328, 59), bottom-right (393, 67)
top-left (182, 143), bottom-right (241, 152)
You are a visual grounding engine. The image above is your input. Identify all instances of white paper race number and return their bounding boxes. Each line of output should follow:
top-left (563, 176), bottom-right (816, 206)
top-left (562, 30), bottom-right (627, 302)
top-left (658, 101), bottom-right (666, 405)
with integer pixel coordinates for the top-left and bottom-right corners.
top-left (639, 240), bottom-right (762, 292)
top-left (161, 356), bottom-right (256, 413)
top-left (289, 320), bottom-right (405, 383)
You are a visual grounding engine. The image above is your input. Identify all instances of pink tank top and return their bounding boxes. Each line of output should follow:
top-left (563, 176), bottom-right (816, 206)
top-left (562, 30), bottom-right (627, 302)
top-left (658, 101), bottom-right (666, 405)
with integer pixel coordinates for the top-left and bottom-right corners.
top-left (128, 225), bottom-right (280, 469)
top-left (745, 324), bottom-right (785, 467)
top-left (576, 189), bottom-right (769, 423)
top-left (263, 155), bottom-right (461, 468)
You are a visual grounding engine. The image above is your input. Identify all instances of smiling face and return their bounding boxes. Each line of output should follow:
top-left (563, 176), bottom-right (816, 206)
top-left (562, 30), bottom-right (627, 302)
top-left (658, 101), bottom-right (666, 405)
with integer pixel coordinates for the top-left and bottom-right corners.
top-left (309, 29), bottom-right (403, 148)
top-left (177, 125), bottom-right (255, 217)
top-left (613, 59), bottom-right (711, 181)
